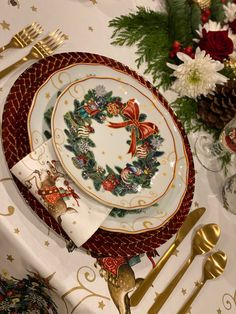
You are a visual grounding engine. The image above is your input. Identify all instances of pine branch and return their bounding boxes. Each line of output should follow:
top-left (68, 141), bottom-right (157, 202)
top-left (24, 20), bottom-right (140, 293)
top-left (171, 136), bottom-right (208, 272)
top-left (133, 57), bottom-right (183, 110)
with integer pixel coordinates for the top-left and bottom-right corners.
top-left (109, 7), bottom-right (168, 45)
top-left (165, 0), bottom-right (193, 46)
top-left (211, 0), bottom-right (225, 22)
top-left (190, 3), bottom-right (201, 36)
top-left (109, 7), bottom-right (174, 88)
top-left (220, 66), bottom-right (235, 80)
top-left (172, 96), bottom-right (221, 137)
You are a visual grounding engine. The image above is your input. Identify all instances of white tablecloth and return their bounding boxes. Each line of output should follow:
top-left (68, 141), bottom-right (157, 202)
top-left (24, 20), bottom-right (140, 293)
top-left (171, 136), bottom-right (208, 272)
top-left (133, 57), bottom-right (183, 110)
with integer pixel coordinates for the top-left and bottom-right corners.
top-left (0, 1), bottom-right (236, 313)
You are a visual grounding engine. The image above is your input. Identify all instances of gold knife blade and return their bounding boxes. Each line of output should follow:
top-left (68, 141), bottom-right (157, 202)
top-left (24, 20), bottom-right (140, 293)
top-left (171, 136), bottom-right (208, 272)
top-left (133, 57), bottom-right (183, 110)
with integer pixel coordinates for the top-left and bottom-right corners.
top-left (129, 207), bottom-right (206, 307)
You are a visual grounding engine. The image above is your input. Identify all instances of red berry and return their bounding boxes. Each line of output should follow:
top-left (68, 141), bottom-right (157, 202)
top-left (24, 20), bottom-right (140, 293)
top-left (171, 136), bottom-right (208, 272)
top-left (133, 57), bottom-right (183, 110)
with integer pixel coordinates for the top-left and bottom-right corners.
top-left (172, 40), bottom-right (181, 51)
top-left (190, 52), bottom-right (195, 59)
top-left (201, 14), bottom-right (209, 23)
top-left (203, 8), bottom-right (211, 17)
top-left (183, 46), bottom-right (193, 55)
top-left (0, 295), bottom-right (4, 301)
top-left (169, 51), bottom-right (176, 58)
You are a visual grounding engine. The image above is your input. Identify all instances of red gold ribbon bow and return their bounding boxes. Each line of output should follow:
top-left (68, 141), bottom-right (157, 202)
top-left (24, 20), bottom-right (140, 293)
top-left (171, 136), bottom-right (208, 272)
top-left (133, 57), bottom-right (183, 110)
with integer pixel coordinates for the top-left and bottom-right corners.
top-left (108, 99), bottom-right (158, 156)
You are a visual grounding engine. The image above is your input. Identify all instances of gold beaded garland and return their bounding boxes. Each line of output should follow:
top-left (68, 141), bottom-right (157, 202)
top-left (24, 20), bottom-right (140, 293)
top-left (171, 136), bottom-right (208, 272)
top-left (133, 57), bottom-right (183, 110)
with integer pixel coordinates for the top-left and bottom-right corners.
top-left (192, 0), bottom-right (211, 10)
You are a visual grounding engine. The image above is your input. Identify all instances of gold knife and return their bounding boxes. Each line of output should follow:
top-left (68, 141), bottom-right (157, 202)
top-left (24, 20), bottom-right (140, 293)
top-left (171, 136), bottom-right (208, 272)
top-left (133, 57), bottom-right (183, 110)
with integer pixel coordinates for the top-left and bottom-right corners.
top-left (129, 207), bottom-right (206, 307)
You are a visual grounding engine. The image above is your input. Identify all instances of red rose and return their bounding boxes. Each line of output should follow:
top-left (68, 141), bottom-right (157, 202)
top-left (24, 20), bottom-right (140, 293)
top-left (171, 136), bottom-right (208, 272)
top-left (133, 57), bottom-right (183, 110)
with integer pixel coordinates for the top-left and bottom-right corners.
top-left (229, 19), bottom-right (236, 34)
top-left (199, 29), bottom-right (234, 61)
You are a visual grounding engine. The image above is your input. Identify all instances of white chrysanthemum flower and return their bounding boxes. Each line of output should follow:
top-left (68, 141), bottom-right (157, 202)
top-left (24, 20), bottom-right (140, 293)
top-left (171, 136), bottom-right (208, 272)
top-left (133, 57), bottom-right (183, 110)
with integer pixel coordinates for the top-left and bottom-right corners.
top-left (194, 20), bottom-right (228, 42)
top-left (224, 2), bottom-right (236, 23)
top-left (167, 48), bottom-right (228, 99)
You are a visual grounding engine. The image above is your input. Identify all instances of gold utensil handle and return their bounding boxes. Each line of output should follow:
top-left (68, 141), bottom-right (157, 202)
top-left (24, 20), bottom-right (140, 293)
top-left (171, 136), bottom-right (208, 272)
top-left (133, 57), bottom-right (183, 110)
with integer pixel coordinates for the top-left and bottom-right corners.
top-left (148, 256), bottom-right (193, 314)
top-left (0, 45), bottom-right (6, 53)
top-left (177, 281), bottom-right (204, 314)
top-left (130, 242), bottom-right (176, 307)
top-left (130, 207), bottom-right (206, 307)
top-left (0, 42), bottom-right (11, 53)
top-left (0, 56), bottom-right (29, 79)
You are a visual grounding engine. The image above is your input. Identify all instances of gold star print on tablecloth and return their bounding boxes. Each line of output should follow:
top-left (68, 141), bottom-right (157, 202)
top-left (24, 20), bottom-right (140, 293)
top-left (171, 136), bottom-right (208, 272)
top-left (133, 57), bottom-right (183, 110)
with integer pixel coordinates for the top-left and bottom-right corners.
top-left (88, 26), bottom-right (94, 31)
top-left (181, 288), bottom-right (187, 296)
top-left (90, 0), bottom-right (97, 4)
top-left (31, 5), bottom-right (37, 12)
top-left (173, 249), bottom-right (179, 257)
top-left (44, 240), bottom-right (50, 247)
top-left (194, 201), bottom-right (199, 207)
top-left (14, 228), bottom-right (20, 234)
top-left (194, 281), bottom-right (201, 287)
top-left (6, 255), bottom-right (14, 262)
top-left (1, 269), bottom-right (9, 277)
top-left (98, 300), bottom-right (105, 310)
top-left (217, 309), bottom-right (222, 314)
top-left (0, 20), bottom-right (10, 30)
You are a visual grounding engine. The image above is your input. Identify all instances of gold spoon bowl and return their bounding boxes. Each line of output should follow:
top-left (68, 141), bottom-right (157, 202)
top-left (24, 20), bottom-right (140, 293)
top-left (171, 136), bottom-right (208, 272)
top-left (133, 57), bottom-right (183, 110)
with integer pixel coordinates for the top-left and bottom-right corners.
top-left (148, 223), bottom-right (221, 314)
top-left (177, 250), bottom-right (227, 314)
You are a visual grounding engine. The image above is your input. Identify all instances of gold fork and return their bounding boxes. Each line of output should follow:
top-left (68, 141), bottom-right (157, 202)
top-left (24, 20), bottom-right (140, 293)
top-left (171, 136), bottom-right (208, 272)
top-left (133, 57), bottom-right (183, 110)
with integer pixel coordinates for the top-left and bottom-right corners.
top-left (0, 30), bottom-right (66, 80)
top-left (0, 22), bottom-right (43, 53)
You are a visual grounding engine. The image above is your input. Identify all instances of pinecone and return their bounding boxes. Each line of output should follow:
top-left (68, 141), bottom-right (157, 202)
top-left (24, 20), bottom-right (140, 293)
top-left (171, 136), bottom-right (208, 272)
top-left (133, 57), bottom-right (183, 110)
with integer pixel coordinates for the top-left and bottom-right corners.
top-left (197, 80), bottom-right (236, 129)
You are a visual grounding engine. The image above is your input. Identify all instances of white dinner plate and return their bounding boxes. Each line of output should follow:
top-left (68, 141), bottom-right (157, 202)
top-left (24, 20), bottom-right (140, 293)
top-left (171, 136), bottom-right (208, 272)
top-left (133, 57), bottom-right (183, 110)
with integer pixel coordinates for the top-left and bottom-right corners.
top-left (27, 63), bottom-right (188, 233)
top-left (51, 76), bottom-right (177, 210)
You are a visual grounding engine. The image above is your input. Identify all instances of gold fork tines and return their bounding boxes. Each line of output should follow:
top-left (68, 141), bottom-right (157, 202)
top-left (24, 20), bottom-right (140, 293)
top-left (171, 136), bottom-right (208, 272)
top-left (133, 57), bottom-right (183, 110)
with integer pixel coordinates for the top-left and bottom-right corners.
top-left (0, 22), bottom-right (43, 53)
top-left (32, 30), bottom-right (66, 59)
top-left (0, 30), bottom-right (67, 80)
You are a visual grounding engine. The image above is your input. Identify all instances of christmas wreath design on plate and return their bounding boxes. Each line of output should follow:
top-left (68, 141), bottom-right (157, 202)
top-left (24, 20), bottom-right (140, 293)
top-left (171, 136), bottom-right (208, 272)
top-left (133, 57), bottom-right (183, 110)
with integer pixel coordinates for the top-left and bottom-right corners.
top-left (63, 85), bottom-right (165, 197)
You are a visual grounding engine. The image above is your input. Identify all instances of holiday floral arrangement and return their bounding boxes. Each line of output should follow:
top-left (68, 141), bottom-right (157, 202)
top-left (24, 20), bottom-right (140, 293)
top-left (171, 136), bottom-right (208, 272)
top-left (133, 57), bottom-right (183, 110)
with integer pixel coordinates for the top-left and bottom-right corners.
top-left (109, 0), bottom-right (236, 167)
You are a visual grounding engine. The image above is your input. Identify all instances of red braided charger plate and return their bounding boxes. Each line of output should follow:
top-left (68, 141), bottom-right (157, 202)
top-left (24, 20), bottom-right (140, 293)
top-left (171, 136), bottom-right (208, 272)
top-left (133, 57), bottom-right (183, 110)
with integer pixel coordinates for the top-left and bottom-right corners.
top-left (2, 52), bottom-right (195, 257)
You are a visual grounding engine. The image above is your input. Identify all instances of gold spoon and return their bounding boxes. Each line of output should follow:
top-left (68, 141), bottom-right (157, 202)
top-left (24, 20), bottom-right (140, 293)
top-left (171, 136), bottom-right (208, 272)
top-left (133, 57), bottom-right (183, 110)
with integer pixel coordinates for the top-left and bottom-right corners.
top-left (148, 223), bottom-right (221, 314)
top-left (177, 250), bottom-right (227, 314)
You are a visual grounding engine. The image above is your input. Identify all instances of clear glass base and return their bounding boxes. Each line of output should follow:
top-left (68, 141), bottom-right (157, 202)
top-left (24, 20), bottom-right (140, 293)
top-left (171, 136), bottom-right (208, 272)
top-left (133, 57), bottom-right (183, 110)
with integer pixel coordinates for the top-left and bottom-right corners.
top-left (194, 135), bottom-right (223, 172)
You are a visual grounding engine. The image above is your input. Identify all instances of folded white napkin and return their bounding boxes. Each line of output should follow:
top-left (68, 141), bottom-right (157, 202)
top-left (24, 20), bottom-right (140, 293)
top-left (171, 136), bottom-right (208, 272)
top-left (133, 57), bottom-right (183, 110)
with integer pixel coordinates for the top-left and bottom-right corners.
top-left (11, 139), bottom-right (112, 247)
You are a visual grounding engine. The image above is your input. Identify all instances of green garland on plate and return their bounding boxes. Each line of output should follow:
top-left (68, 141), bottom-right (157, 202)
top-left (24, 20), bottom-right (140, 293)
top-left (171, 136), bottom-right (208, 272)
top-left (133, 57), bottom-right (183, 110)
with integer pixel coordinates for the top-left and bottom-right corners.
top-left (63, 85), bottom-right (164, 196)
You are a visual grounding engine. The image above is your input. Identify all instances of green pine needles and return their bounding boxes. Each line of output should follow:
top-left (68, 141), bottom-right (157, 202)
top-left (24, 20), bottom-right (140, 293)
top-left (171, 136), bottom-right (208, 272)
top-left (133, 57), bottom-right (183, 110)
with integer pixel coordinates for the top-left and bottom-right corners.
top-left (109, 7), bottom-right (173, 89)
top-left (109, 2), bottom-right (224, 89)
